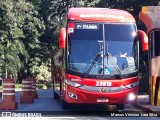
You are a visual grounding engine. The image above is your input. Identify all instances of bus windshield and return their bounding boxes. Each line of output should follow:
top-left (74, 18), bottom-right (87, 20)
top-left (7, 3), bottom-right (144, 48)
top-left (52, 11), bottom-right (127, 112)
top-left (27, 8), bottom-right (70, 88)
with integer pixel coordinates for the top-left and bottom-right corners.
top-left (67, 22), bottom-right (138, 78)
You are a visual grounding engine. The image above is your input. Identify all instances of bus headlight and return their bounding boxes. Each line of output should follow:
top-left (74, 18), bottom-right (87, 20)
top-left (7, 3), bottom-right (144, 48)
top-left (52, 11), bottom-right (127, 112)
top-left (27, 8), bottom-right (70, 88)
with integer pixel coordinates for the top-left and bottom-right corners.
top-left (128, 93), bottom-right (136, 101)
top-left (65, 79), bottom-right (83, 87)
top-left (125, 82), bottom-right (139, 89)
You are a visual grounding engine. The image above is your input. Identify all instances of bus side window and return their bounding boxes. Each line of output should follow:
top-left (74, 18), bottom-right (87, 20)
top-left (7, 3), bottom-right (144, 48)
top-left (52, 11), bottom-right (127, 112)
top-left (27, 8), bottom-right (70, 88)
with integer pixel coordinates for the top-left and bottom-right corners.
top-left (154, 31), bottom-right (160, 56)
top-left (149, 31), bottom-right (160, 58)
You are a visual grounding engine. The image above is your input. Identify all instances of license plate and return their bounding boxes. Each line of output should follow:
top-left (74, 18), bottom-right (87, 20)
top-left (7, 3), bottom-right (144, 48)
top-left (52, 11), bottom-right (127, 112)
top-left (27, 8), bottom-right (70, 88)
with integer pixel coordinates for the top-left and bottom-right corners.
top-left (97, 98), bottom-right (109, 102)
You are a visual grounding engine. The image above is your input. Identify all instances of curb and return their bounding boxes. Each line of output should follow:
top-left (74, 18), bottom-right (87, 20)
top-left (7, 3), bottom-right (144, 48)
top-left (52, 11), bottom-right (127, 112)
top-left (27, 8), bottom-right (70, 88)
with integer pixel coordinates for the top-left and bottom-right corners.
top-left (132, 103), bottom-right (160, 115)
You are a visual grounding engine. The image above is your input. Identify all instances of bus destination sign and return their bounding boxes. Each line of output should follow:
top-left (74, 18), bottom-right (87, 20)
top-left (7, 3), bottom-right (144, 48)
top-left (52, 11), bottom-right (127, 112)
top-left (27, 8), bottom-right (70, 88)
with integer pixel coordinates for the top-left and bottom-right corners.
top-left (75, 23), bottom-right (99, 30)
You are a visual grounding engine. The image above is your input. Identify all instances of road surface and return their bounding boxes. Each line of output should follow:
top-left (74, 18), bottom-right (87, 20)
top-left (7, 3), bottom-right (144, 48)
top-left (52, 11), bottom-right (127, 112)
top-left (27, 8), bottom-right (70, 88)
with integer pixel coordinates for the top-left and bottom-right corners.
top-left (0, 89), bottom-right (159, 120)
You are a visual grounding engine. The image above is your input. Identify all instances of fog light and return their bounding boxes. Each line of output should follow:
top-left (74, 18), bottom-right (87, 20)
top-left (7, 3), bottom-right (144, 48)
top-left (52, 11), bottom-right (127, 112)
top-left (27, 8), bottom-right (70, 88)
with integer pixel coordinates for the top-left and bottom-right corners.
top-left (128, 93), bottom-right (136, 101)
top-left (68, 92), bottom-right (78, 99)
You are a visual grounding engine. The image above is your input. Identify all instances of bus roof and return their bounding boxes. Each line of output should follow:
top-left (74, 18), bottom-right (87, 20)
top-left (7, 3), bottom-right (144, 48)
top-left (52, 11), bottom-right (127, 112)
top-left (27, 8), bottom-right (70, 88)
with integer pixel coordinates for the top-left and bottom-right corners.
top-left (139, 6), bottom-right (160, 33)
top-left (68, 8), bottom-right (135, 23)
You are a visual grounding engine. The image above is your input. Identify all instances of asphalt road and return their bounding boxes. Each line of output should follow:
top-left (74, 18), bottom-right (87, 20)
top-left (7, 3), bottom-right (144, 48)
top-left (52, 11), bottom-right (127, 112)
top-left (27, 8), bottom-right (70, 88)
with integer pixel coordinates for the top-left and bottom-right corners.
top-left (13, 89), bottom-right (137, 112)
top-left (0, 89), bottom-right (159, 120)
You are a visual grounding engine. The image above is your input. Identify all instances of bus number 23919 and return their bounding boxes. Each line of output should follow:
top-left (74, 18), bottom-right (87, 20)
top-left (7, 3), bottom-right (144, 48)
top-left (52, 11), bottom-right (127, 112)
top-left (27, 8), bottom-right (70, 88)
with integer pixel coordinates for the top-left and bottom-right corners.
top-left (96, 81), bottom-right (112, 86)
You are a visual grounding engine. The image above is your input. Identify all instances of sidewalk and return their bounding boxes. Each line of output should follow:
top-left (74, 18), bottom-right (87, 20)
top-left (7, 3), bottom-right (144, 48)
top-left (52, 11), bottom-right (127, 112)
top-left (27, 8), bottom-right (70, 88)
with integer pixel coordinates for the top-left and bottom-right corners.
top-left (133, 95), bottom-right (160, 114)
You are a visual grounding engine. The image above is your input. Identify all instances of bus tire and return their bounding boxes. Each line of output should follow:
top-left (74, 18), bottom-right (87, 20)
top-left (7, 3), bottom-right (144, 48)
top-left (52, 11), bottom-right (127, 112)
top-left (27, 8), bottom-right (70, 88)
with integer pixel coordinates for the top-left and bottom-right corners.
top-left (53, 92), bottom-right (59, 99)
top-left (116, 104), bottom-right (125, 110)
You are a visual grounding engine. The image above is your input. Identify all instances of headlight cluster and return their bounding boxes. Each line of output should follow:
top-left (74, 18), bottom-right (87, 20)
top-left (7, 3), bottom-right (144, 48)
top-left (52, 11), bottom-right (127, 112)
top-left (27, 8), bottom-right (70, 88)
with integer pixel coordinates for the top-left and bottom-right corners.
top-left (65, 79), bottom-right (83, 87)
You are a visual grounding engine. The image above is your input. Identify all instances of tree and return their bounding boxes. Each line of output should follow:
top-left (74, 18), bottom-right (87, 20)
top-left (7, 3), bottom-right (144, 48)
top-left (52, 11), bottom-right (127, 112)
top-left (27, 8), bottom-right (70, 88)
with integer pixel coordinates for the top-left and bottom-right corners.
top-left (14, 0), bottom-right (45, 80)
top-left (70, 0), bottom-right (100, 7)
top-left (95, 0), bottom-right (160, 23)
top-left (0, 0), bottom-right (29, 79)
top-left (0, 0), bottom-right (45, 80)
top-left (35, 62), bottom-right (51, 82)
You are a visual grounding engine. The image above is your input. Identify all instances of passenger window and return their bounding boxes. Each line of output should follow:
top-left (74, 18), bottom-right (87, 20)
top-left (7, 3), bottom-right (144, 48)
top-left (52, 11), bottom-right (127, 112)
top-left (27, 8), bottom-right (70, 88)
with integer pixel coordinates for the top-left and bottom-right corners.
top-left (150, 31), bottom-right (160, 58)
top-left (154, 31), bottom-right (160, 56)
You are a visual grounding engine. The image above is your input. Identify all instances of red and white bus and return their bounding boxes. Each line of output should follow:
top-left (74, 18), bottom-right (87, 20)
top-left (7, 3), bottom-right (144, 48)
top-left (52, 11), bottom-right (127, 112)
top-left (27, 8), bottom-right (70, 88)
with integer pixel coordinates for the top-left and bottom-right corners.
top-left (53, 8), bottom-right (148, 110)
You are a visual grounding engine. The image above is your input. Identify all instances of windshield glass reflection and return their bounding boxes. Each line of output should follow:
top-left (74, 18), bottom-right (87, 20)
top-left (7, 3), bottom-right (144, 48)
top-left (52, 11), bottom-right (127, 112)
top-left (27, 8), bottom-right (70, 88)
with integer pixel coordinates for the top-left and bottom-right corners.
top-left (68, 23), bottom-right (138, 77)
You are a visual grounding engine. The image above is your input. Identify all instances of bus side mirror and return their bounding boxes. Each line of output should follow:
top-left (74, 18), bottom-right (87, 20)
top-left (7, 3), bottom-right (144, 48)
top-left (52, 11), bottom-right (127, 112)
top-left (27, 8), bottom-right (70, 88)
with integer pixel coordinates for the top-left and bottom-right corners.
top-left (138, 30), bottom-right (148, 51)
top-left (59, 28), bottom-right (66, 48)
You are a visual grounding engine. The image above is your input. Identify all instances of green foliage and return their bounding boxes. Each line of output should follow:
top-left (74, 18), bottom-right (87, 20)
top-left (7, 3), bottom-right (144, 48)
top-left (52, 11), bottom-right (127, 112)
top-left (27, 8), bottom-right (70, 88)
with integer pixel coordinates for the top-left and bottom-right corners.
top-left (71, 0), bottom-right (100, 7)
top-left (36, 83), bottom-right (53, 89)
top-left (21, 0), bottom-right (68, 80)
top-left (96, 0), bottom-right (160, 27)
top-left (46, 82), bottom-right (52, 89)
top-left (0, 0), bottom-right (45, 80)
top-left (36, 84), bottom-right (45, 89)
top-left (15, 84), bottom-right (22, 89)
top-left (35, 62), bottom-right (51, 82)
top-left (0, 1), bottom-right (30, 79)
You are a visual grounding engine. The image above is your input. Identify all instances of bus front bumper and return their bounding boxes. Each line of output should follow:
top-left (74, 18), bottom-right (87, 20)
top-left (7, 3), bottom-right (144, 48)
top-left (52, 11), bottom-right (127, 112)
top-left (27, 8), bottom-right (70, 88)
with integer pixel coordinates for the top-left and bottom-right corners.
top-left (63, 85), bottom-right (138, 104)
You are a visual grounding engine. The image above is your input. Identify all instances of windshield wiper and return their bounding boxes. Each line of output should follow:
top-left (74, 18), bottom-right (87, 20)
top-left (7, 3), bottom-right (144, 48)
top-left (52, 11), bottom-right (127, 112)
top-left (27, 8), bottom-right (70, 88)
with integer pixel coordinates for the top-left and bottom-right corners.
top-left (105, 41), bottom-right (123, 78)
top-left (83, 37), bottom-right (122, 78)
top-left (107, 52), bottom-right (123, 78)
top-left (83, 52), bottom-right (101, 75)
top-left (83, 40), bottom-right (104, 76)
top-left (83, 51), bottom-right (123, 79)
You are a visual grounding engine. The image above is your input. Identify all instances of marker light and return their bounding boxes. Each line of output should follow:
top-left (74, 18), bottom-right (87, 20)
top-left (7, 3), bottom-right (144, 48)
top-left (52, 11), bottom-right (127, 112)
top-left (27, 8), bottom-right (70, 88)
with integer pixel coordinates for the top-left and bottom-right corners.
top-left (68, 22), bottom-right (74, 33)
